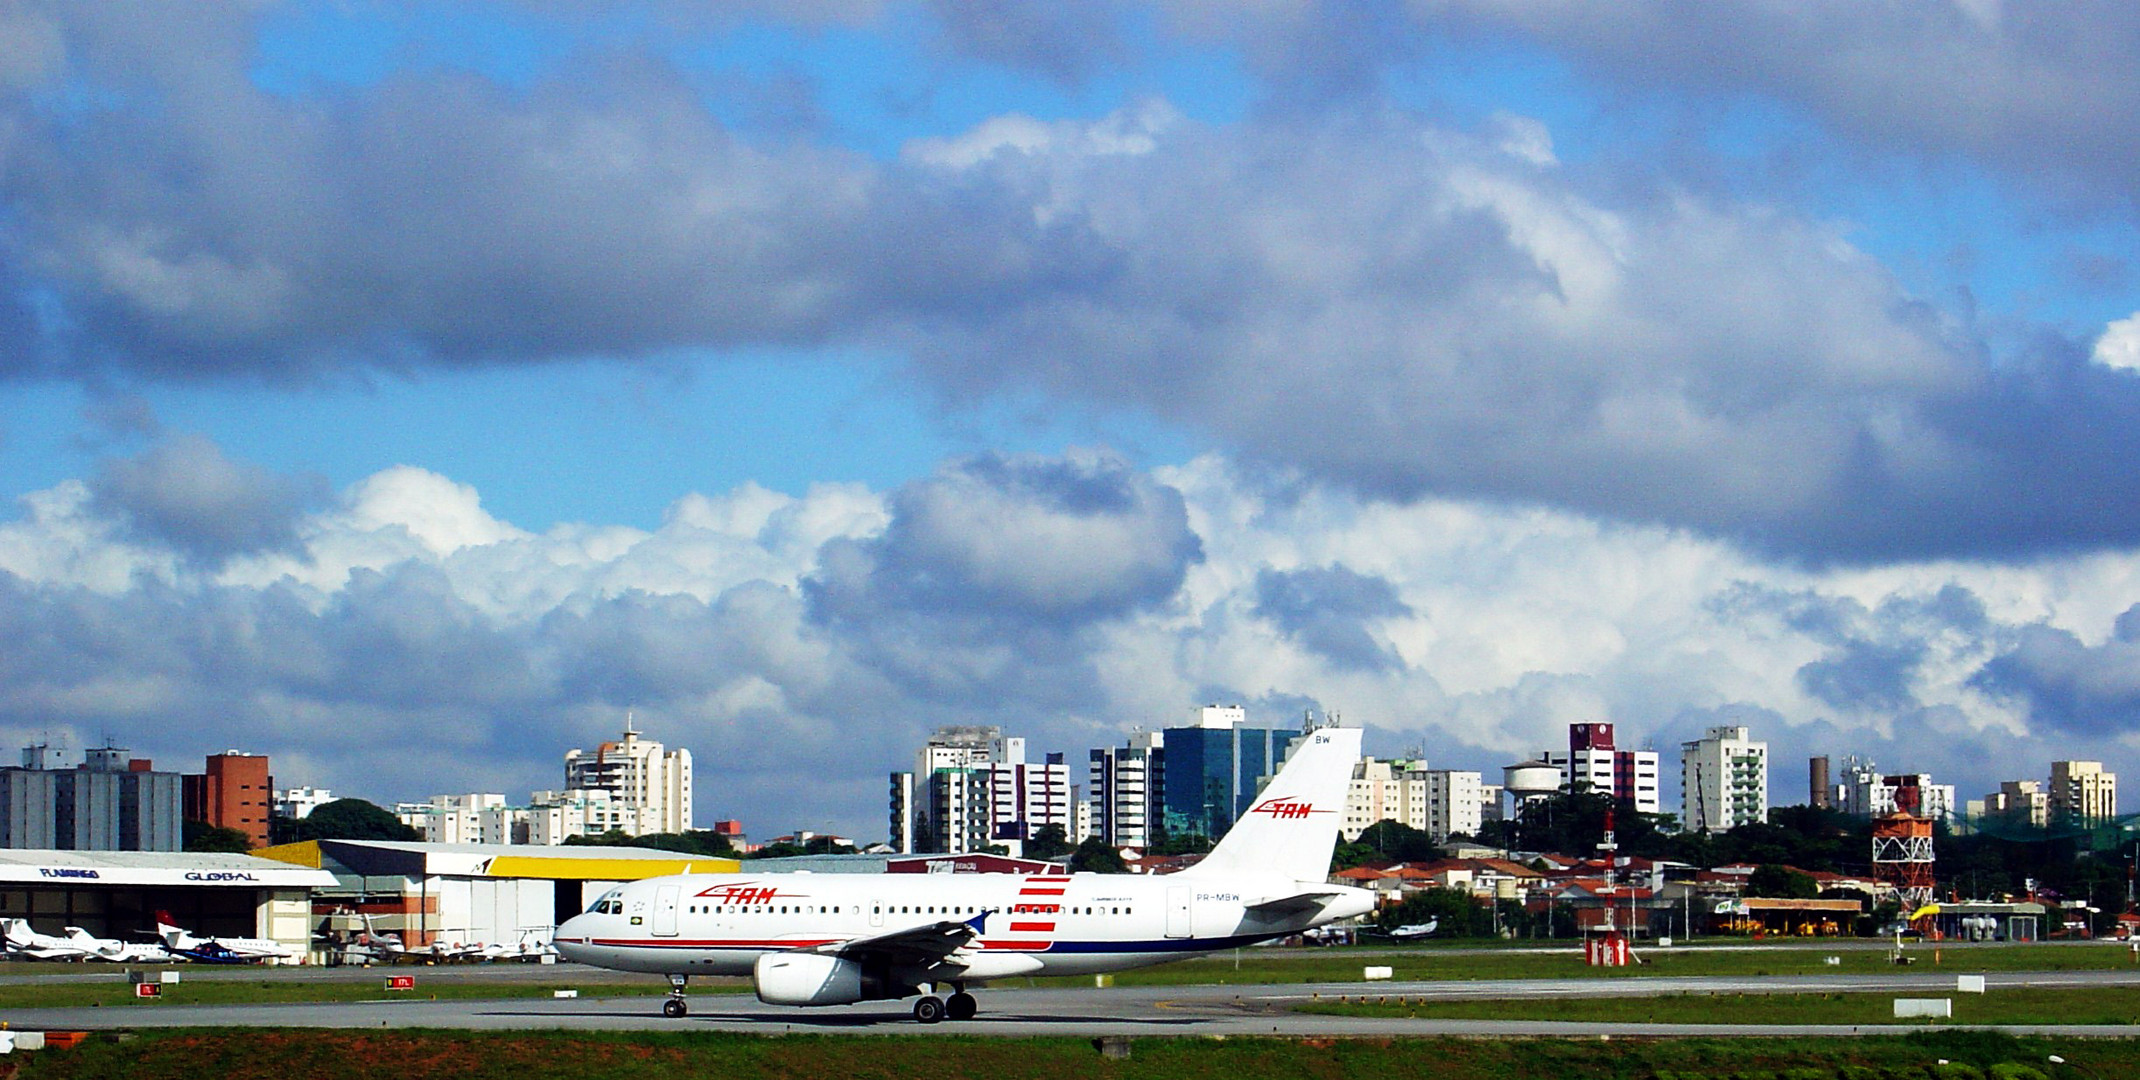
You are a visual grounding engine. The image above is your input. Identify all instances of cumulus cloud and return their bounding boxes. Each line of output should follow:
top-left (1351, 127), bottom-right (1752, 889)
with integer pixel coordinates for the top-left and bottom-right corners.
top-left (1163, 1), bottom-right (2140, 210)
top-left (1970, 607), bottom-right (2140, 738)
top-left (87, 434), bottom-right (326, 566)
top-left (5, 442), bottom-right (2140, 833)
top-left (2096, 313), bottom-right (2140, 372)
top-left (1252, 565), bottom-right (1412, 672)
top-left (805, 451), bottom-right (1201, 705)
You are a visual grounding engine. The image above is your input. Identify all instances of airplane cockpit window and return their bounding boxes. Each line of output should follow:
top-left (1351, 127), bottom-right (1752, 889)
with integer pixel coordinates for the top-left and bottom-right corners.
top-left (588, 890), bottom-right (624, 915)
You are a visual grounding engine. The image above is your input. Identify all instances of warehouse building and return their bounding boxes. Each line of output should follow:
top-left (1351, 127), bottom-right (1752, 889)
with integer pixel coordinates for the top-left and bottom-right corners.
top-left (258, 839), bottom-right (739, 952)
top-left (0, 848), bottom-right (335, 955)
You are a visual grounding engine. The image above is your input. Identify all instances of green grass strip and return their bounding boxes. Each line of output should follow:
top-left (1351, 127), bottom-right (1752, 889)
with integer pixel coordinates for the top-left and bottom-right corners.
top-left (1296, 986), bottom-right (2140, 1027)
top-left (10, 1028), bottom-right (2138, 1080)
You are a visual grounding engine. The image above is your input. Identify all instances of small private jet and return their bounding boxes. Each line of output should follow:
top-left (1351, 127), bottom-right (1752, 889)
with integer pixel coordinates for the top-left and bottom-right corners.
top-left (556, 722), bottom-right (1372, 1022)
top-left (1, 919), bottom-right (170, 963)
top-left (152, 913), bottom-right (296, 964)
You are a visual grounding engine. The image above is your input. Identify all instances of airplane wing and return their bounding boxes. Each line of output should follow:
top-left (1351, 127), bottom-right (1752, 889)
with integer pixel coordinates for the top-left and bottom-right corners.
top-left (804, 911), bottom-right (986, 969)
top-left (1244, 890), bottom-right (1349, 916)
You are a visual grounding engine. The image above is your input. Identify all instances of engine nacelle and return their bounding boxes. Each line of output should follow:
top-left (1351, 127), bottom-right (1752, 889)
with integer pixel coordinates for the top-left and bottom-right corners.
top-left (753, 952), bottom-right (892, 1006)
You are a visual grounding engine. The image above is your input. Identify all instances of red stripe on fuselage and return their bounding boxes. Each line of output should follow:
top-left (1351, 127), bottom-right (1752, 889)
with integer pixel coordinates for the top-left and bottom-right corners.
top-left (1006, 922), bottom-right (1055, 933)
top-left (1017, 888), bottom-right (1065, 896)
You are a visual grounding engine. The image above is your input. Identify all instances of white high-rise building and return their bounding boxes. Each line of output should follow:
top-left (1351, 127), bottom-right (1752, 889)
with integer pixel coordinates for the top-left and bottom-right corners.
top-left (397, 793), bottom-right (512, 844)
top-left (894, 726), bottom-right (1072, 856)
top-left (275, 786), bottom-right (335, 819)
top-left (1344, 757), bottom-right (1428, 840)
top-left (525, 788), bottom-right (636, 844)
top-left (2050, 761), bottom-right (2117, 824)
top-left (1342, 759), bottom-right (1486, 843)
top-left (1679, 725), bottom-right (1769, 833)
top-left (987, 751), bottom-right (1072, 857)
top-left (1426, 769), bottom-right (1486, 841)
top-left (1980, 779), bottom-right (2050, 828)
top-left (1542, 722), bottom-right (1661, 813)
top-left (1089, 730), bottom-right (1164, 848)
top-left (1837, 761), bottom-right (1956, 820)
top-left (562, 718), bottom-right (693, 835)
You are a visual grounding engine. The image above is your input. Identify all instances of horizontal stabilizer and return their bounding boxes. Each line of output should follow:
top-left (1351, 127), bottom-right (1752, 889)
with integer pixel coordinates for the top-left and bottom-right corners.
top-left (1245, 891), bottom-right (1346, 915)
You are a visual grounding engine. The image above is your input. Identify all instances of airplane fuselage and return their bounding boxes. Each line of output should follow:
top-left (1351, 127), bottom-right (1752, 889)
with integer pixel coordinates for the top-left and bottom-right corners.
top-left (557, 869), bottom-right (1367, 980)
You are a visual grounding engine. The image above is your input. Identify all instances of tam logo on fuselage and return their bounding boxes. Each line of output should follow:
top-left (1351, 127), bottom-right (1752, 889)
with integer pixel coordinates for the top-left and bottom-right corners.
top-left (695, 882), bottom-right (804, 904)
top-left (1248, 798), bottom-right (1329, 820)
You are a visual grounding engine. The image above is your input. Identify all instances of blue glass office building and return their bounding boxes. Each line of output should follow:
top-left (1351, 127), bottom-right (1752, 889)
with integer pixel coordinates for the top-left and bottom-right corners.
top-left (1159, 720), bottom-right (1301, 839)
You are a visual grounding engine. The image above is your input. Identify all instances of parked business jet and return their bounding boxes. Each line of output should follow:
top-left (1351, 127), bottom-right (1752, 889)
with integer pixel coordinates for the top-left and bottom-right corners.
top-left (2, 919), bottom-right (98, 961)
top-left (0, 920), bottom-right (169, 962)
top-left (152, 912), bottom-right (296, 963)
top-left (556, 723), bottom-right (1372, 1022)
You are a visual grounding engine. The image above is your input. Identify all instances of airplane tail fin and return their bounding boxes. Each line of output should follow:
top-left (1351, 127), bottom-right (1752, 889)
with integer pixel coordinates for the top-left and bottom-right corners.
top-left (1177, 723), bottom-right (1360, 884)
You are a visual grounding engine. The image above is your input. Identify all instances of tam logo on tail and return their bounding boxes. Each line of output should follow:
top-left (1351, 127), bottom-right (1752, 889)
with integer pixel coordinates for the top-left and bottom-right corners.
top-left (1249, 798), bottom-right (1330, 820)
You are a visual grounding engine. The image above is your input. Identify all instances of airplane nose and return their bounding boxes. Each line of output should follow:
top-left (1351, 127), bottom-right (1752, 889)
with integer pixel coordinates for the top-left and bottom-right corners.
top-left (554, 914), bottom-right (593, 954)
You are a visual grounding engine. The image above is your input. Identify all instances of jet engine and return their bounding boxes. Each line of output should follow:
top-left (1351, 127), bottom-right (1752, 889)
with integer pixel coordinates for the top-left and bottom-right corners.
top-left (753, 952), bottom-right (898, 1006)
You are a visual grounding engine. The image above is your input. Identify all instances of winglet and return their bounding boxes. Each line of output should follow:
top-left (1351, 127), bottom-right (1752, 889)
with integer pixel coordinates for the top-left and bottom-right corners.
top-left (965, 909), bottom-right (990, 934)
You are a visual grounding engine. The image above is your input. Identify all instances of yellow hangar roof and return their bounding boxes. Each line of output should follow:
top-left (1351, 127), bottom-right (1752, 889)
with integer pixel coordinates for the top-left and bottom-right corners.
top-left (256, 839), bottom-right (738, 880)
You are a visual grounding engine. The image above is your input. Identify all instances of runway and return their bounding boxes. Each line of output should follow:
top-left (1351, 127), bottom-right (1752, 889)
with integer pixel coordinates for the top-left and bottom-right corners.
top-left (9, 967), bottom-right (2140, 1039)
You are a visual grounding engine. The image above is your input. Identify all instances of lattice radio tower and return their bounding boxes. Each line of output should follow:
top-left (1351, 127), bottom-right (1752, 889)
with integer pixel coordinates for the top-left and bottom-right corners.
top-left (1871, 777), bottom-right (1936, 916)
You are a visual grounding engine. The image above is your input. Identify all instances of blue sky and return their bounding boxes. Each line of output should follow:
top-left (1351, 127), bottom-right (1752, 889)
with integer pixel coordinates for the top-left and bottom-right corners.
top-left (3, 2), bottom-right (2139, 839)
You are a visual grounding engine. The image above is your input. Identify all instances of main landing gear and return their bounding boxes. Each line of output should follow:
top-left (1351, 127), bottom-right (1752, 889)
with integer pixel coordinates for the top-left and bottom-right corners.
top-left (912, 983), bottom-right (979, 1024)
top-left (662, 973), bottom-right (689, 1018)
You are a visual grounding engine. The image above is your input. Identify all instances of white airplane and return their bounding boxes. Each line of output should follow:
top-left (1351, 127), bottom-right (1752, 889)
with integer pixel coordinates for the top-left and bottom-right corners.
top-left (1387, 919), bottom-right (1439, 940)
top-left (556, 723), bottom-right (1373, 1022)
top-left (68, 927), bottom-right (173, 963)
top-left (152, 912), bottom-right (296, 963)
top-left (0, 920), bottom-right (170, 962)
top-left (335, 916), bottom-right (410, 965)
top-left (2, 919), bottom-right (97, 961)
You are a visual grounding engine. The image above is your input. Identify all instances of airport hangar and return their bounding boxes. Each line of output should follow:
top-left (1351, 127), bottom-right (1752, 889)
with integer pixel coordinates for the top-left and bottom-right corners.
top-left (7, 844), bottom-right (1067, 961)
top-left (256, 840), bottom-right (742, 954)
top-left (0, 848), bottom-right (336, 956)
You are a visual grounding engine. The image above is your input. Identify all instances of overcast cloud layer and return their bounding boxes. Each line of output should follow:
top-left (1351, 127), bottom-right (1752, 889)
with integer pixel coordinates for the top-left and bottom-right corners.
top-left (4, 3), bottom-right (2138, 560)
top-left (3, 3), bottom-right (2138, 833)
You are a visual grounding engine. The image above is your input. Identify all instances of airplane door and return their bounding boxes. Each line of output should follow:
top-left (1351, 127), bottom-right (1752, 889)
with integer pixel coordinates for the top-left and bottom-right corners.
top-left (869, 900), bottom-right (885, 928)
top-left (652, 885), bottom-right (680, 937)
top-left (1165, 886), bottom-right (1192, 939)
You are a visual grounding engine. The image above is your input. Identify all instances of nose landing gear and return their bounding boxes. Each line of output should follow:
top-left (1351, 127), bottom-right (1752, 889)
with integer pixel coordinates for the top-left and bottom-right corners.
top-left (662, 973), bottom-right (689, 1018)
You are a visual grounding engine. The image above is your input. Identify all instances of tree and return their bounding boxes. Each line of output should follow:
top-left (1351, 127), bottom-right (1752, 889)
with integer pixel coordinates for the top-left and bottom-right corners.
top-left (288, 799), bottom-right (421, 842)
top-left (745, 834), bottom-right (857, 859)
top-left (567, 829), bottom-right (738, 857)
top-left (1145, 831), bottom-right (1214, 857)
top-left (1070, 836), bottom-right (1128, 874)
top-left (1023, 823), bottom-right (1072, 861)
top-left (1745, 863), bottom-right (1820, 899)
top-left (183, 820), bottom-right (253, 853)
top-left (1377, 887), bottom-right (1491, 937)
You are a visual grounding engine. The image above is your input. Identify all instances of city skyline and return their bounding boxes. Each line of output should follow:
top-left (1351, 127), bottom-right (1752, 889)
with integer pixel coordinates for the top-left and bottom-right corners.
top-left (4, 5), bottom-right (2140, 839)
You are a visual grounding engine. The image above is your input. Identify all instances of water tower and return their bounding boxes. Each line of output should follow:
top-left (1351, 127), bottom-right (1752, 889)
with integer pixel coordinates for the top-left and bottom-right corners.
top-left (1504, 759), bottom-right (1561, 818)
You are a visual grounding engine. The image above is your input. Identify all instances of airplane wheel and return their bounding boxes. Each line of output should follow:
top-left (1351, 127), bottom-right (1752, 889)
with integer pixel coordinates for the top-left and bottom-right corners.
top-left (912, 996), bottom-right (946, 1024)
top-left (946, 992), bottom-right (977, 1021)
top-left (663, 998), bottom-right (688, 1018)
